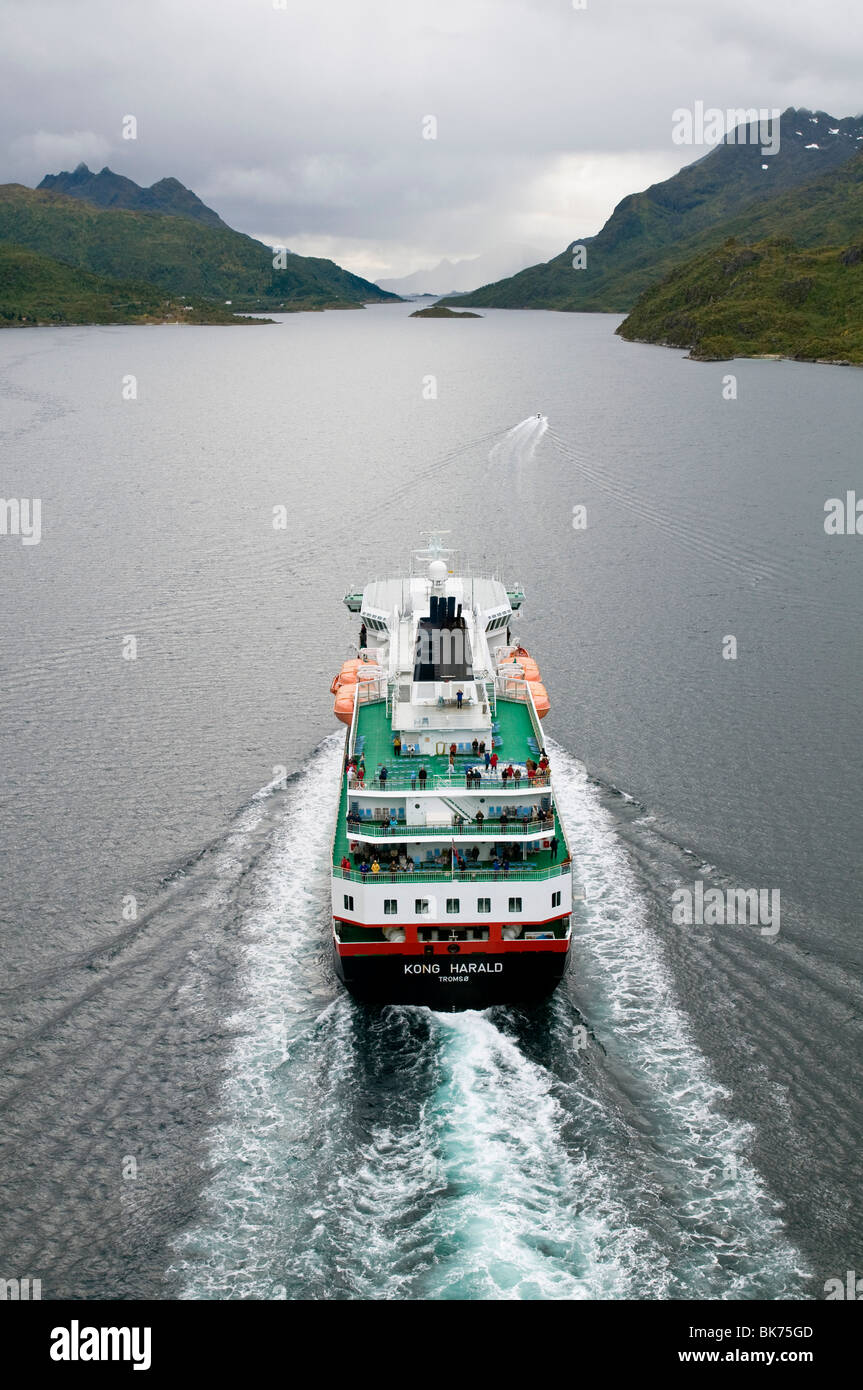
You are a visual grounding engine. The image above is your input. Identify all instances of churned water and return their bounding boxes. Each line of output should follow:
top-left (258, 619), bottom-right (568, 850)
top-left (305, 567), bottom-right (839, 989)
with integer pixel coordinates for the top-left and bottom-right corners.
top-left (1, 306), bottom-right (860, 1298)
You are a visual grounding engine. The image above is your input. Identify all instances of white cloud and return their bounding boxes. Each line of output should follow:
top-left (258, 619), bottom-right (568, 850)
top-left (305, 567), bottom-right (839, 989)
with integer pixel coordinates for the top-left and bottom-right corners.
top-left (1, 0), bottom-right (862, 275)
top-left (8, 129), bottom-right (112, 175)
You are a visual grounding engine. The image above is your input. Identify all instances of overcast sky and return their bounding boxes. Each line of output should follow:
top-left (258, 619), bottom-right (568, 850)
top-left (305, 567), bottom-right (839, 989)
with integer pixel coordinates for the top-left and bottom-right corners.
top-left (2, 0), bottom-right (862, 279)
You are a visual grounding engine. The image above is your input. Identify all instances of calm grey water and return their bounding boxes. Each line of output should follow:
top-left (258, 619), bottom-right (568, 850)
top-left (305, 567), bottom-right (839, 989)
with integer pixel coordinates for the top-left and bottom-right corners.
top-left (1, 305), bottom-right (861, 1299)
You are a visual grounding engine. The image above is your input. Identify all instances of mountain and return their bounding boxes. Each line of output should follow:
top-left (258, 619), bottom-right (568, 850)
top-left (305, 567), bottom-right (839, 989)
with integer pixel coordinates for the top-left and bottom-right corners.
top-left (377, 243), bottom-right (549, 296)
top-left (37, 163), bottom-right (230, 230)
top-left (438, 109), bottom-right (863, 312)
top-left (0, 184), bottom-right (400, 311)
top-left (617, 236), bottom-right (863, 364)
top-left (0, 242), bottom-right (265, 326)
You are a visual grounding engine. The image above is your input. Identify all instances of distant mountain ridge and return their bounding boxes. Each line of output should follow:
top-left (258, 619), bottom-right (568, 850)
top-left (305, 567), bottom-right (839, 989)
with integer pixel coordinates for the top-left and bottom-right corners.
top-left (439, 109), bottom-right (863, 313)
top-left (377, 243), bottom-right (549, 296)
top-left (0, 182), bottom-right (400, 313)
top-left (38, 163), bottom-right (230, 230)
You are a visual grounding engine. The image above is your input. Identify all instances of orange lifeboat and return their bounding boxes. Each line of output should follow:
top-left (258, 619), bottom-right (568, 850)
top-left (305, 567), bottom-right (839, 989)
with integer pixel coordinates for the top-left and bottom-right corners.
top-left (334, 688), bottom-right (356, 724)
top-left (528, 680), bottom-right (550, 718)
top-left (502, 655), bottom-right (541, 681)
top-left (331, 658), bottom-right (363, 694)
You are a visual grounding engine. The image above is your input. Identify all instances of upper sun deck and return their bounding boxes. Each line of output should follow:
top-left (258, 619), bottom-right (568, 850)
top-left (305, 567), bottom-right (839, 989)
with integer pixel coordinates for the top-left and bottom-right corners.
top-left (350, 696), bottom-right (546, 790)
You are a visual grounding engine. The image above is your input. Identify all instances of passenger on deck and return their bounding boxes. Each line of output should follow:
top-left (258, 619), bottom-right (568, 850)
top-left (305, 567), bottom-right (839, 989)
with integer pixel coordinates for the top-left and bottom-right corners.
top-left (479, 740), bottom-right (486, 755)
top-left (371, 858), bottom-right (381, 873)
top-left (379, 766), bottom-right (388, 786)
top-left (456, 690), bottom-right (464, 708)
top-left (472, 738), bottom-right (479, 754)
top-left (550, 836), bottom-right (559, 861)
top-left (393, 736), bottom-right (402, 756)
top-left (418, 766), bottom-right (427, 787)
top-left (484, 750), bottom-right (491, 769)
top-left (475, 810), bottom-right (485, 826)
top-left (389, 813), bottom-right (398, 832)
top-left (360, 860), bottom-right (370, 878)
top-left (490, 751), bottom-right (499, 773)
top-left (340, 856), bottom-right (351, 873)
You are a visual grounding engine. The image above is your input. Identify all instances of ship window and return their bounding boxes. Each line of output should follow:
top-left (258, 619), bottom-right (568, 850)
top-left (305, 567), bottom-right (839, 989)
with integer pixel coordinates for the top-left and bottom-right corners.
top-left (343, 895), bottom-right (354, 911)
top-left (446, 898), bottom-right (460, 914)
top-left (384, 899), bottom-right (398, 914)
top-left (415, 899), bottom-right (429, 915)
top-left (508, 897), bottom-right (522, 913)
top-left (477, 898), bottom-right (491, 914)
top-left (552, 891), bottom-right (561, 908)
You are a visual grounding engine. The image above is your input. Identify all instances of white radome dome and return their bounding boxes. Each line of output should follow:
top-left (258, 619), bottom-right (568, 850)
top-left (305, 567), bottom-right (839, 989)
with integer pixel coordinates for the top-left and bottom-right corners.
top-left (428, 560), bottom-right (447, 583)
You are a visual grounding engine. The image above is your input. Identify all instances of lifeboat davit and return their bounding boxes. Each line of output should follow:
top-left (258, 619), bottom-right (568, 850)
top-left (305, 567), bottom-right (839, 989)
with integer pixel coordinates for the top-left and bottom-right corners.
top-left (528, 680), bottom-right (550, 718)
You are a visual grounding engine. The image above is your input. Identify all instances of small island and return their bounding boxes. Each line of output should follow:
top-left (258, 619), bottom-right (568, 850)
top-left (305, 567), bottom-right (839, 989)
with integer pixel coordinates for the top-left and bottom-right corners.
top-left (410, 304), bottom-right (482, 318)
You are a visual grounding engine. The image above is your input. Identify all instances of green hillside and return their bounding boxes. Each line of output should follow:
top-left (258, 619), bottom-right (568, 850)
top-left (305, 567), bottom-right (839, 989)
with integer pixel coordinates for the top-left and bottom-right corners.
top-left (0, 184), bottom-right (399, 311)
top-left (439, 109), bottom-right (863, 312)
top-left (617, 237), bottom-right (863, 363)
top-left (0, 242), bottom-right (266, 326)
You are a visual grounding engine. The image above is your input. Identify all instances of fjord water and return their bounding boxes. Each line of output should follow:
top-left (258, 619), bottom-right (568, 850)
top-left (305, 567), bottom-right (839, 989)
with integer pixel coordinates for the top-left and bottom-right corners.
top-left (1, 305), bottom-right (860, 1299)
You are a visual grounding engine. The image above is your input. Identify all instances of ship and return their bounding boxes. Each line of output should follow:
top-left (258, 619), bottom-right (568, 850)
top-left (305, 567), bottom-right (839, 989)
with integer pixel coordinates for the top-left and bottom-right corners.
top-left (329, 538), bottom-right (575, 1009)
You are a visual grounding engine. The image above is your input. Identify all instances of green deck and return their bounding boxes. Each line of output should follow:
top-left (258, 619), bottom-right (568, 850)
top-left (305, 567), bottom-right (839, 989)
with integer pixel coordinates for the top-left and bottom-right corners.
top-left (332, 697), bottom-right (569, 875)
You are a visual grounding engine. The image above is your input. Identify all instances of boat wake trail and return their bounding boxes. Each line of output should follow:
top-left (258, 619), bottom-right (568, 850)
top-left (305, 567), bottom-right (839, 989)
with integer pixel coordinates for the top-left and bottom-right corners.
top-left (488, 415), bottom-right (548, 470)
top-left (171, 739), bottom-right (809, 1301)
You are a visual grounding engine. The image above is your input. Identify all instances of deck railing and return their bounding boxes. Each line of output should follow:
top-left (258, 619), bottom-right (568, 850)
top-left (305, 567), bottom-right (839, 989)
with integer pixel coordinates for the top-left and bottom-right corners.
top-left (347, 769), bottom-right (551, 792)
top-left (345, 818), bottom-right (555, 839)
top-left (334, 863), bottom-right (570, 884)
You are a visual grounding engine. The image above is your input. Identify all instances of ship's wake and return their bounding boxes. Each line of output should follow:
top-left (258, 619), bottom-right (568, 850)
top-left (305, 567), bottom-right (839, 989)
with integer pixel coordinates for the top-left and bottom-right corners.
top-left (168, 735), bottom-right (810, 1300)
top-left (488, 415), bottom-right (548, 470)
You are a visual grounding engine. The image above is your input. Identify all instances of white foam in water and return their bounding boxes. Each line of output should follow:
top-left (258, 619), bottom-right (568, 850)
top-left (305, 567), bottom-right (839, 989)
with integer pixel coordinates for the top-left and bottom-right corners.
top-left (170, 736), bottom-right (345, 1298)
top-left (545, 740), bottom-right (811, 1297)
top-left (488, 415), bottom-right (548, 469)
top-left (415, 1010), bottom-right (656, 1299)
top-left (171, 733), bottom-right (809, 1300)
